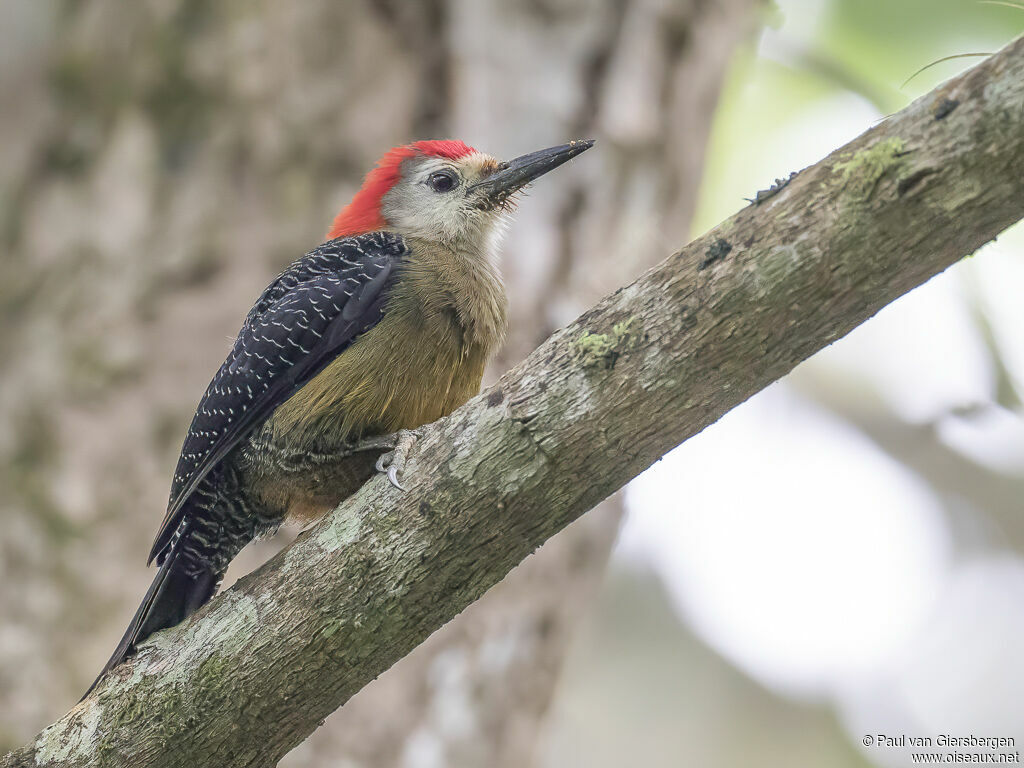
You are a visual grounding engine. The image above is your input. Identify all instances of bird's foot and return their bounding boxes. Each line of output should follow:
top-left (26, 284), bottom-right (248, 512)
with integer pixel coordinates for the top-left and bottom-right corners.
top-left (339, 433), bottom-right (405, 456)
top-left (373, 429), bottom-right (419, 491)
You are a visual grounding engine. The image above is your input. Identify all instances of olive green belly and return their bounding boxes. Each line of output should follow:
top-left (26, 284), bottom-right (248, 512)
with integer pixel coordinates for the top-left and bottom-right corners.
top-left (266, 308), bottom-right (489, 447)
top-left (245, 308), bottom-right (490, 524)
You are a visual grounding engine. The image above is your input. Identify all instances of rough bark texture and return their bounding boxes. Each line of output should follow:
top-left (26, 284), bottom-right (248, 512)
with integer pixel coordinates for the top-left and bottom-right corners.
top-left (299, 2), bottom-right (756, 765)
top-left (300, 3), bottom-right (757, 764)
top-left (5, 31), bottom-right (1023, 768)
top-left (0, 1), bottom-right (754, 764)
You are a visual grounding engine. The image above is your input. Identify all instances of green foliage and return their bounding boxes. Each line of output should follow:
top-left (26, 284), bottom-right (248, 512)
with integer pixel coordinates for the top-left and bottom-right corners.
top-left (692, 0), bottom-right (1023, 236)
top-left (821, 0), bottom-right (1022, 95)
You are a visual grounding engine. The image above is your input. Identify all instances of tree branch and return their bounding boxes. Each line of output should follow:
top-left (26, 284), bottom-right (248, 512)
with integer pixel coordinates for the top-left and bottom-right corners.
top-left (8, 34), bottom-right (1024, 768)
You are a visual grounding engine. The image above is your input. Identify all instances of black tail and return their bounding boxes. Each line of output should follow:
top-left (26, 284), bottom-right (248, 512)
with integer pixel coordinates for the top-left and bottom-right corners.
top-left (83, 545), bottom-right (216, 699)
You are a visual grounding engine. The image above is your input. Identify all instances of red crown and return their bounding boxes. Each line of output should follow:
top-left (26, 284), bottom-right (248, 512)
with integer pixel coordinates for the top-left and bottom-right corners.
top-left (327, 140), bottom-right (476, 239)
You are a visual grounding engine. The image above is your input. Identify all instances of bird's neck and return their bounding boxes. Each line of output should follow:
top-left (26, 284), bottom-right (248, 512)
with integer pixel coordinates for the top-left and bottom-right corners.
top-left (403, 235), bottom-right (509, 348)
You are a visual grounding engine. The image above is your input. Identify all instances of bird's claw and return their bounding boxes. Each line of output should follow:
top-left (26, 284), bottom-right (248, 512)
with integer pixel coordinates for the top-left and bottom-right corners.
top-left (387, 464), bottom-right (405, 491)
top-left (374, 452), bottom-right (406, 490)
top-left (373, 429), bottom-right (418, 491)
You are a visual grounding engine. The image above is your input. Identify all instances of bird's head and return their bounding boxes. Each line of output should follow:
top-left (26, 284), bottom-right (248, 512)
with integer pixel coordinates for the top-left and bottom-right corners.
top-left (327, 139), bottom-right (594, 252)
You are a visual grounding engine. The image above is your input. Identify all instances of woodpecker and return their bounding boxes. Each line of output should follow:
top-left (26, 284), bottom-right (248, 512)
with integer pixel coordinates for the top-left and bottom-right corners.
top-left (85, 138), bottom-right (594, 696)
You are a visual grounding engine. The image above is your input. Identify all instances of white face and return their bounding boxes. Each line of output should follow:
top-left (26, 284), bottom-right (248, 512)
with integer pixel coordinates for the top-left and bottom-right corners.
top-left (379, 153), bottom-right (508, 251)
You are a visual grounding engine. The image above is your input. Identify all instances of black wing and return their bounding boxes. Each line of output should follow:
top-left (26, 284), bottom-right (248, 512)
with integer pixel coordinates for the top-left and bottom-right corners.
top-left (148, 231), bottom-right (406, 564)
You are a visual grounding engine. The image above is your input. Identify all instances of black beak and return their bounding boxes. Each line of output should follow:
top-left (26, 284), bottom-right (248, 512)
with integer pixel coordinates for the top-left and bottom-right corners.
top-left (470, 139), bottom-right (595, 207)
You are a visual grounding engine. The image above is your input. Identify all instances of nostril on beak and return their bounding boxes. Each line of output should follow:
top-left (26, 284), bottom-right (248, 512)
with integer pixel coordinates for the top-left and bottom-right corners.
top-left (468, 140), bottom-right (595, 209)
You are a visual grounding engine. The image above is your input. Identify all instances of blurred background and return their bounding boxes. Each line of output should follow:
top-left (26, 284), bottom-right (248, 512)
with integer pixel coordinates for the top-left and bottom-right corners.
top-left (1, 0), bottom-right (1022, 766)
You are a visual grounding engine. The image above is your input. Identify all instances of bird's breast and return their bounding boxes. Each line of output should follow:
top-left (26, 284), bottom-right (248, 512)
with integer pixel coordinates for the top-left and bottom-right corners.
top-left (265, 293), bottom-right (499, 450)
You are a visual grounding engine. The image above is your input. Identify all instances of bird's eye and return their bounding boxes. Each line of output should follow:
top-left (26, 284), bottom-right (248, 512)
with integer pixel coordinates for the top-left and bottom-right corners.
top-left (428, 171), bottom-right (457, 193)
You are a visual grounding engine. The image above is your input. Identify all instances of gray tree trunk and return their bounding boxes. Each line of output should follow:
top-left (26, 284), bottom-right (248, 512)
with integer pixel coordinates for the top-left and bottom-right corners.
top-left (0, 0), bottom-right (754, 765)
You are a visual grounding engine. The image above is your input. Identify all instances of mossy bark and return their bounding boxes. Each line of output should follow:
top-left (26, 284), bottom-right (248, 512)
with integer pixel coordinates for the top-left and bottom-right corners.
top-left (5, 32), bottom-right (1024, 768)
